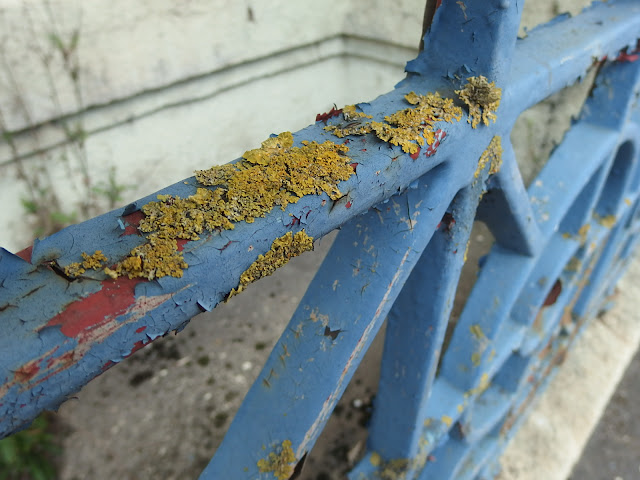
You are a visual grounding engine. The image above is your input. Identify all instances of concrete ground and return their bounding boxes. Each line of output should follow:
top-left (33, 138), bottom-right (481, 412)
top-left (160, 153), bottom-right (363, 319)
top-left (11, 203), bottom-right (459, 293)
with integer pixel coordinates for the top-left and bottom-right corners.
top-left (571, 348), bottom-right (640, 480)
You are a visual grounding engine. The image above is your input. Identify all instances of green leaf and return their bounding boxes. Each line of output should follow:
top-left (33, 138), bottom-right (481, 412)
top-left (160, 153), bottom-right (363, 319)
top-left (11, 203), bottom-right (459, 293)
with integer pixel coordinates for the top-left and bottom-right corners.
top-left (21, 198), bottom-right (39, 215)
top-left (0, 436), bottom-right (18, 465)
top-left (69, 30), bottom-right (80, 52)
top-left (47, 33), bottom-right (65, 53)
top-left (50, 210), bottom-right (77, 225)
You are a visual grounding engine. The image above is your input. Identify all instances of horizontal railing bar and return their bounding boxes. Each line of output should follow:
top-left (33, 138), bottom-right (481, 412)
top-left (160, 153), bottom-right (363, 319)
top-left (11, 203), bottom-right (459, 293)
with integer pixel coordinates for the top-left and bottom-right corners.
top-left (506, 0), bottom-right (640, 119)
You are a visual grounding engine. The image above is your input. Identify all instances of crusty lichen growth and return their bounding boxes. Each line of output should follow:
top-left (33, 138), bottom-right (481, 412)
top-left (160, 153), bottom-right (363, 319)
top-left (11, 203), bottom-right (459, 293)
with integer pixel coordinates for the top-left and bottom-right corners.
top-left (475, 136), bottom-right (503, 178)
top-left (64, 250), bottom-right (108, 277)
top-left (104, 237), bottom-right (188, 280)
top-left (464, 372), bottom-right (491, 398)
top-left (256, 440), bottom-right (296, 479)
top-left (195, 131), bottom-right (353, 211)
top-left (595, 214), bottom-right (617, 228)
top-left (102, 132), bottom-right (351, 280)
top-left (368, 453), bottom-right (410, 480)
top-left (371, 92), bottom-right (462, 154)
top-left (326, 92), bottom-right (462, 154)
top-left (456, 76), bottom-right (502, 128)
top-left (228, 230), bottom-right (314, 298)
top-left (578, 224), bottom-right (590, 244)
top-left (470, 324), bottom-right (486, 340)
top-left (324, 120), bottom-right (373, 138)
top-left (342, 104), bottom-right (373, 121)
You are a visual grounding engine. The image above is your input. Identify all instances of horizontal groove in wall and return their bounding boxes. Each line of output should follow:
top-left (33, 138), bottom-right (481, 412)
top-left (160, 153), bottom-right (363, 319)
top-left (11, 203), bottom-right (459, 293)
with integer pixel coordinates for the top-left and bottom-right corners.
top-left (0, 35), bottom-right (417, 166)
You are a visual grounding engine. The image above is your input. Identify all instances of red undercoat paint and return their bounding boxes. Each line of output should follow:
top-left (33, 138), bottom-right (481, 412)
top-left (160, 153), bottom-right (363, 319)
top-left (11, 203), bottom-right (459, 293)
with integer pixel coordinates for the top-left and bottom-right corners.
top-left (425, 129), bottom-right (447, 157)
top-left (15, 246), bottom-right (33, 262)
top-left (124, 340), bottom-right (150, 359)
top-left (121, 211), bottom-right (145, 236)
top-left (315, 107), bottom-right (342, 124)
top-left (44, 277), bottom-right (144, 338)
top-left (543, 279), bottom-right (563, 307)
top-left (13, 362), bottom-right (41, 383)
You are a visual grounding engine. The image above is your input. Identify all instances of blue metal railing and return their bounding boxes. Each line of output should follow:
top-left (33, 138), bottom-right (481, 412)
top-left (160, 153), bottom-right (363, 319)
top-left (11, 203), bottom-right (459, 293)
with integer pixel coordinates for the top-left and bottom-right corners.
top-left (2, 1), bottom-right (640, 479)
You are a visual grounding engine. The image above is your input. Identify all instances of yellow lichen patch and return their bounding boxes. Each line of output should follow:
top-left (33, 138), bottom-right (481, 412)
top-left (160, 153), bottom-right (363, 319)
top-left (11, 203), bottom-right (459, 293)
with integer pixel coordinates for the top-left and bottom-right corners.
top-left (192, 163), bottom-right (238, 187)
top-left (139, 188), bottom-right (233, 241)
top-left (64, 250), bottom-right (108, 277)
top-left (469, 324), bottom-right (486, 340)
top-left (464, 373), bottom-right (491, 398)
top-left (463, 239), bottom-right (470, 263)
top-left (106, 236), bottom-right (188, 280)
top-left (103, 132), bottom-right (352, 281)
top-left (566, 257), bottom-right (582, 272)
top-left (342, 104), bottom-right (373, 121)
top-left (371, 92), bottom-right (462, 154)
top-left (578, 223), bottom-right (591, 245)
top-left (228, 230), bottom-right (314, 299)
top-left (441, 415), bottom-right (453, 427)
top-left (323, 105), bottom-right (374, 138)
top-left (475, 136), bottom-right (503, 178)
top-left (196, 132), bottom-right (353, 207)
top-left (471, 352), bottom-right (481, 367)
top-left (326, 92), bottom-right (462, 154)
top-left (595, 214), bottom-right (617, 228)
top-left (379, 458), bottom-right (410, 480)
top-left (456, 76), bottom-right (502, 128)
top-left (256, 440), bottom-right (296, 479)
top-left (324, 122), bottom-right (372, 138)
top-left (368, 453), bottom-right (410, 480)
